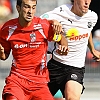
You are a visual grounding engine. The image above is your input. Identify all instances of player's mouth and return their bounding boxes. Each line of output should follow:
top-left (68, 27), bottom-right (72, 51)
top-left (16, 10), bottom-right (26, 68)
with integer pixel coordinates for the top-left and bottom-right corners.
top-left (27, 15), bottom-right (32, 19)
top-left (84, 5), bottom-right (88, 9)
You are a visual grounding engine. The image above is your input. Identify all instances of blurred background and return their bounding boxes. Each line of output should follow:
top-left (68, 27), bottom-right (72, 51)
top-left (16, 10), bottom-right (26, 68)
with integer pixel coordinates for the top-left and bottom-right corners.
top-left (0, 0), bottom-right (100, 100)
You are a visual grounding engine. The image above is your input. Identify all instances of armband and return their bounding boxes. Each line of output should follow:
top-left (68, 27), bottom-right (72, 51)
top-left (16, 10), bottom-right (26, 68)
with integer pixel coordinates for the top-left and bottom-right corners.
top-left (53, 33), bottom-right (62, 42)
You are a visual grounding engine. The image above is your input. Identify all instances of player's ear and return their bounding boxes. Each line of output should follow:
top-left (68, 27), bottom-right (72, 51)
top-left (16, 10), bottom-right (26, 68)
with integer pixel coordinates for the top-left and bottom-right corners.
top-left (16, 5), bottom-right (21, 13)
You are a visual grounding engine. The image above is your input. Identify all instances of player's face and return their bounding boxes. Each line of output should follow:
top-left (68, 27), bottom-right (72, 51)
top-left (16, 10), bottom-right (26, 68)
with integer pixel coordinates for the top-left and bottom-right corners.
top-left (17, 0), bottom-right (36, 25)
top-left (72, 0), bottom-right (91, 16)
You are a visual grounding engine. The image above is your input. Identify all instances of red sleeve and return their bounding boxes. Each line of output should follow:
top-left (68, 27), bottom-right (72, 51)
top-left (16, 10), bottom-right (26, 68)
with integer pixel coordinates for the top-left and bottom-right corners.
top-left (0, 24), bottom-right (11, 55)
top-left (47, 23), bottom-right (54, 41)
top-left (40, 19), bottom-right (54, 41)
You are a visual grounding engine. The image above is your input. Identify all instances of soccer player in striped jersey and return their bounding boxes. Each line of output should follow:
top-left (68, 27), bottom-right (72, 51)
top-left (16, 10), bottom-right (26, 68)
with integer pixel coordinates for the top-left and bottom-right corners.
top-left (41, 0), bottom-right (100, 100)
top-left (0, 0), bottom-right (68, 100)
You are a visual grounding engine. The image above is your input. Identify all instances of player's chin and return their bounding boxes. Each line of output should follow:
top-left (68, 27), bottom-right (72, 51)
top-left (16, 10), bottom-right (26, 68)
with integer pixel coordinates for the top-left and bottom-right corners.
top-left (25, 17), bottom-right (33, 22)
top-left (82, 10), bottom-right (88, 14)
top-left (26, 19), bottom-right (32, 22)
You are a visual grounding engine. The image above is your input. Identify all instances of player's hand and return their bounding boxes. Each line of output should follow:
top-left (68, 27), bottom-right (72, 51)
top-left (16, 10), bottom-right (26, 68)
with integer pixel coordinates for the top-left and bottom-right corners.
top-left (57, 35), bottom-right (69, 55)
top-left (92, 49), bottom-right (100, 61)
top-left (0, 44), bottom-right (4, 54)
top-left (0, 44), bottom-right (9, 60)
top-left (0, 44), bottom-right (6, 60)
top-left (56, 47), bottom-right (69, 55)
top-left (49, 20), bottom-right (63, 34)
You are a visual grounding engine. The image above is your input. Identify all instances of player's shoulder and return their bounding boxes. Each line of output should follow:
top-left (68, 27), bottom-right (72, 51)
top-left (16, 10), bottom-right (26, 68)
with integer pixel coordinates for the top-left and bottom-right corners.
top-left (1, 18), bottom-right (18, 30)
top-left (33, 17), bottom-right (50, 31)
top-left (34, 16), bottom-right (49, 28)
top-left (40, 4), bottom-right (69, 20)
top-left (34, 16), bottom-right (48, 24)
top-left (87, 10), bottom-right (98, 20)
top-left (84, 10), bottom-right (98, 27)
top-left (54, 4), bottom-right (72, 11)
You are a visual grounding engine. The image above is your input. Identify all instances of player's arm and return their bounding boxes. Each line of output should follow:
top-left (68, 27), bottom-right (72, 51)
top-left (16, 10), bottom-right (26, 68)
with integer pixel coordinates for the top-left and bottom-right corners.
top-left (48, 20), bottom-right (63, 34)
top-left (57, 34), bottom-right (69, 54)
top-left (48, 20), bottom-right (68, 54)
top-left (88, 33), bottom-right (94, 53)
top-left (88, 33), bottom-right (100, 61)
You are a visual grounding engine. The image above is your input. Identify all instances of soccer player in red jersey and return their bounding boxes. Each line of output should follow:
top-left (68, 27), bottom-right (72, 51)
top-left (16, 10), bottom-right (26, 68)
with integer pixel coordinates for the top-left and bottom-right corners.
top-left (0, 0), bottom-right (68, 100)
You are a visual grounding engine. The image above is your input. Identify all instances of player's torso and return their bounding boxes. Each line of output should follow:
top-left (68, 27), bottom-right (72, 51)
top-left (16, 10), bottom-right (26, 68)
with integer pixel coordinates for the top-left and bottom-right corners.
top-left (0, 18), bottom-right (52, 83)
top-left (5, 18), bottom-right (48, 68)
top-left (42, 4), bottom-right (97, 67)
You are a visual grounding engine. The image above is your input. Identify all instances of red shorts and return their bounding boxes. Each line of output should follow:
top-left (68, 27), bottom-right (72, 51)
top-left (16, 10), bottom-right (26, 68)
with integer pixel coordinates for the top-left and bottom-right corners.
top-left (2, 74), bottom-right (54, 100)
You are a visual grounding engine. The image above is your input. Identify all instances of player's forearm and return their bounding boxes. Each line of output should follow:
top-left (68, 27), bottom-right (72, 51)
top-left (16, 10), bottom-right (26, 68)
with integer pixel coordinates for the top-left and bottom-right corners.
top-left (88, 33), bottom-right (95, 54)
top-left (58, 34), bottom-right (68, 46)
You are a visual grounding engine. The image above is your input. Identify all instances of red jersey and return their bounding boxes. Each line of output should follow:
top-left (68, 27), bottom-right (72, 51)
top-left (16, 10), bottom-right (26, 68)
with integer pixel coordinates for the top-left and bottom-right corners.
top-left (0, 17), bottom-right (54, 83)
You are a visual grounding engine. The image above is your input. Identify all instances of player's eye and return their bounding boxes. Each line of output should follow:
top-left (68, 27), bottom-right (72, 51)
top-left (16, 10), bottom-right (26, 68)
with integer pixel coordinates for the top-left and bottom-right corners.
top-left (24, 5), bottom-right (29, 8)
top-left (32, 6), bottom-right (36, 9)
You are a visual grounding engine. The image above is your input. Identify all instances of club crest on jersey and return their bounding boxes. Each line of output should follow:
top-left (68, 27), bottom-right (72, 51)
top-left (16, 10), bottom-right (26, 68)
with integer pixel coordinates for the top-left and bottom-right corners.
top-left (30, 33), bottom-right (36, 42)
top-left (87, 22), bottom-right (92, 28)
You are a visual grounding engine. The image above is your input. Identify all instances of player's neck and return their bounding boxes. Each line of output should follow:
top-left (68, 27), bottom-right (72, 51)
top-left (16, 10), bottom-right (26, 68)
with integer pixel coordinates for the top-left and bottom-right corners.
top-left (18, 17), bottom-right (32, 27)
top-left (71, 6), bottom-right (84, 17)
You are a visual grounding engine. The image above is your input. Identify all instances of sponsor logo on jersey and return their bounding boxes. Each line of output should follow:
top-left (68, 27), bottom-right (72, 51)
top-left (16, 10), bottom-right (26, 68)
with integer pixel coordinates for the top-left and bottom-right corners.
top-left (14, 42), bottom-right (41, 49)
top-left (66, 28), bottom-right (88, 41)
top-left (66, 28), bottom-right (79, 37)
top-left (14, 44), bottom-right (28, 49)
top-left (14, 42), bottom-right (42, 49)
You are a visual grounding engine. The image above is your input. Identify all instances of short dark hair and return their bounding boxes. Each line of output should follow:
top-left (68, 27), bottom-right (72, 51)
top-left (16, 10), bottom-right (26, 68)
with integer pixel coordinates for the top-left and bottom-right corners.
top-left (17, 0), bottom-right (22, 7)
top-left (71, 0), bottom-right (74, 3)
top-left (17, 0), bottom-right (37, 7)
